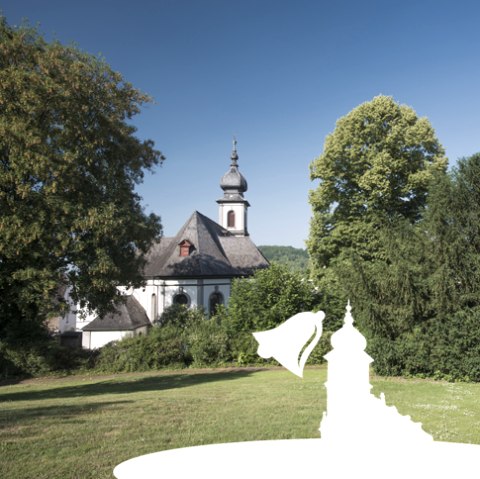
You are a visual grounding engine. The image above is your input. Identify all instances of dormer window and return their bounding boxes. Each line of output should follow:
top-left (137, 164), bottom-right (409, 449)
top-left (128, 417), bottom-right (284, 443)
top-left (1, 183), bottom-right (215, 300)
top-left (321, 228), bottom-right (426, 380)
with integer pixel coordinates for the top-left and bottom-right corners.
top-left (179, 240), bottom-right (194, 257)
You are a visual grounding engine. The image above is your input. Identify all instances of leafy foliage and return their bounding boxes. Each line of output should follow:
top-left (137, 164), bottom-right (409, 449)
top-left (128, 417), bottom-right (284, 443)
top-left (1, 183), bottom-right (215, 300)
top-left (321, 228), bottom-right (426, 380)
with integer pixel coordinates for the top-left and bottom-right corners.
top-left (95, 324), bottom-right (190, 373)
top-left (341, 230), bottom-right (432, 374)
top-left (0, 18), bottom-right (163, 351)
top-left (419, 154), bottom-right (480, 380)
top-left (0, 335), bottom-right (95, 378)
top-left (342, 221), bottom-right (431, 340)
top-left (222, 263), bottom-right (323, 362)
top-left (187, 316), bottom-right (231, 367)
top-left (308, 95), bottom-right (447, 274)
top-left (157, 304), bottom-right (206, 329)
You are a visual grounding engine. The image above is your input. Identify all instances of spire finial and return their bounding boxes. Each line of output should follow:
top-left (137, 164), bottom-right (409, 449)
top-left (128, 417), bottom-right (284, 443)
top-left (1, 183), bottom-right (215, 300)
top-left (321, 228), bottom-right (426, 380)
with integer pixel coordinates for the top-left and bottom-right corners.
top-left (231, 136), bottom-right (238, 166)
top-left (345, 300), bottom-right (353, 326)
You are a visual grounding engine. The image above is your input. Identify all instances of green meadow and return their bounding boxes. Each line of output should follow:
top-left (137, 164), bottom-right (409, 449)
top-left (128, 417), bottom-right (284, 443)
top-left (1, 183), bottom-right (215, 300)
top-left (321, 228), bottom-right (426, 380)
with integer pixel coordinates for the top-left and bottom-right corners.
top-left (1, 367), bottom-right (480, 479)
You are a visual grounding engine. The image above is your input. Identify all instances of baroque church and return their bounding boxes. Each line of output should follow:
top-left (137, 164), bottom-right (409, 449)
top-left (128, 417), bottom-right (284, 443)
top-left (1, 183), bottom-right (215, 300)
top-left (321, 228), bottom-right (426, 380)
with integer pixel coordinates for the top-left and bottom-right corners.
top-left (63, 143), bottom-right (269, 349)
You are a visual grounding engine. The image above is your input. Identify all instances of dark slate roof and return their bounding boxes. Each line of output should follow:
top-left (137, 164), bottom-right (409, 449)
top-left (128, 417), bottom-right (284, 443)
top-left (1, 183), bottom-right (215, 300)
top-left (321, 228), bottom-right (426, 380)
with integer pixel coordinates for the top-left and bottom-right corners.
top-left (218, 236), bottom-right (269, 275)
top-left (83, 296), bottom-right (151, 332)
top-left (143, 211), bottom-right (269, 278)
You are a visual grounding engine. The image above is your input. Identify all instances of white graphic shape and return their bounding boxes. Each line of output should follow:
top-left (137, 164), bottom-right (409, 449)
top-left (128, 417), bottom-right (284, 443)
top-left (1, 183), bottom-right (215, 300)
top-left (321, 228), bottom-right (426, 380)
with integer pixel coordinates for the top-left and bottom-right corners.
top-left (113, 439), bottom-right (480, 479)
top-left (253, 310), bottom-right (324, 377)
top-left (114, 302), bottom-right (480, 479)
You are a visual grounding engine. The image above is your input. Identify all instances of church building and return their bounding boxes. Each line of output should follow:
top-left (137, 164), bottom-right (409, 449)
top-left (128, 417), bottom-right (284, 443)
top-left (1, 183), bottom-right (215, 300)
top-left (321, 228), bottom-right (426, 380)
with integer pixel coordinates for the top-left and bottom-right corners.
top-left (75, 142), bottom-right (269, 349)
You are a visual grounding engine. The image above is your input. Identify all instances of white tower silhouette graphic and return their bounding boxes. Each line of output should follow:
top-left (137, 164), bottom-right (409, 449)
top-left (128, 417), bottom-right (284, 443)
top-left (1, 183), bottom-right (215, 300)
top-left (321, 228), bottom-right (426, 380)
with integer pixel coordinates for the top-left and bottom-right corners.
top-left (318, 302), bottom-right (432, 447)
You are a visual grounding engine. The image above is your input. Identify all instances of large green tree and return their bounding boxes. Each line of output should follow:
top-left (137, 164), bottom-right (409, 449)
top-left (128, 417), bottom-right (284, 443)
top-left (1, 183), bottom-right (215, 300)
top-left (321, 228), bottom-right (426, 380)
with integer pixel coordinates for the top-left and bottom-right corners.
top-left (0, 19), bottom-right (163, 344)
top-left (358, 154), bottom-right (480, 380)
top-left (427, 154), bottom-right (480, 316)
top-left (308, 95), bottom-right (447, 275)
top-left (421, 153), bottom-right (480, 380)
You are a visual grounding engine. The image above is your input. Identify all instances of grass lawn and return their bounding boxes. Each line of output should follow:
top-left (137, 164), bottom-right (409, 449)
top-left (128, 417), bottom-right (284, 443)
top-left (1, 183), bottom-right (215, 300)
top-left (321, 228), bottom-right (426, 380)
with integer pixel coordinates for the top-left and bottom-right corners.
top-left (1, 366), bottom-right (480, 479)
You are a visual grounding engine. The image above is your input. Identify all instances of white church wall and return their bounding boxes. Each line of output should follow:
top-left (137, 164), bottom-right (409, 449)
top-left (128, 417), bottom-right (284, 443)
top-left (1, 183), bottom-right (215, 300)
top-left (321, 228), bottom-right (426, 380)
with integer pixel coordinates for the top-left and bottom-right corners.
top-left (60, 309), bottom-right (77, 333)
top-left (131, 282), bottom-right (157, 323)
top-left (82, 330), bottom-right (137, 350)
top-left (131, 278), bottom-right (233, 321)
top-left (58, 286), bottom-right (77, 333)
top-left (74, 276), bottom-right (237, 347)
top-left (163, 280), bottom-right (198, 309)
top-left (132, 279), bottom-right (203, 321)
top-left (202, 279), bottom-right (231, 314)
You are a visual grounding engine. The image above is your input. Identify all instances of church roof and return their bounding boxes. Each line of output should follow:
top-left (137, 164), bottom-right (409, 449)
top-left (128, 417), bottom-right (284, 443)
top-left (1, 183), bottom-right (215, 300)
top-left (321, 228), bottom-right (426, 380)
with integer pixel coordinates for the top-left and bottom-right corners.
top-left (143, 211), bottom-right (269, 278)
top-left (82, 295), bottom-right (151, 332)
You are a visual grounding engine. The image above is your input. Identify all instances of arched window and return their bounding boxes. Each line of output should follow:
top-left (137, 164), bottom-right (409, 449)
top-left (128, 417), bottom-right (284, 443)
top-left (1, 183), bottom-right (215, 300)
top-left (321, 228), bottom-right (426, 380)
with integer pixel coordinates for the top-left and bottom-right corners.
top-left (209, 292), bottom-right (224, 316)
top-left (227, 210), bottom-right (235, 228)
top-left (151, 293), bottom-right (157, 321)
top-left (173, 292), bottom-right (190, 306)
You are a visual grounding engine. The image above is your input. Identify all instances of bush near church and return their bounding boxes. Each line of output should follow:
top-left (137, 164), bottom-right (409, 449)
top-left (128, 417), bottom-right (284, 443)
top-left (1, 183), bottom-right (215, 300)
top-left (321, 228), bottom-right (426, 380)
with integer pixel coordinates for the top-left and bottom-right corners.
top-left (93, 263), bottom-right (329, 372)
top-left (94, 305), bottom-right (231, 372)
top-left (221, 263), bottom-right (329, 364)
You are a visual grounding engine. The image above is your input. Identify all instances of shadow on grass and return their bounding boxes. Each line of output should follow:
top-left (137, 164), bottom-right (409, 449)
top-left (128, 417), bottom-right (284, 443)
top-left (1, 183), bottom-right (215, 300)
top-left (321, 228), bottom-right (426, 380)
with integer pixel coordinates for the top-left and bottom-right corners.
top-left (0, 400), bottom-right (133, 429)
top-left (0, 369), bottom-right (261, 402)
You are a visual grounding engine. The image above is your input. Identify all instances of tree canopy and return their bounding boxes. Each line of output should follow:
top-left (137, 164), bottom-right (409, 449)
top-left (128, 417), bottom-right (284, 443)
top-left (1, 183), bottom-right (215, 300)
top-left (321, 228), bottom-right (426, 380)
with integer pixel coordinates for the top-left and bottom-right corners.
top-left (306, 96), bottom-right (456, 377)
top-left (308, 95), bottom-right (447, 274)
top-left (0, 18), bottom-right (164, 343)
top-left (354, 154), bottom-right (480, 380)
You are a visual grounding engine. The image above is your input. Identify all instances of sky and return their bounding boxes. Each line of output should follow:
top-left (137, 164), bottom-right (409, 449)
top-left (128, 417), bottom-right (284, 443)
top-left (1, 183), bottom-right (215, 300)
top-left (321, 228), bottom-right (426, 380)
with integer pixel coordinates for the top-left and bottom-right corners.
top-left (2, 0), bottom-right (480, 248)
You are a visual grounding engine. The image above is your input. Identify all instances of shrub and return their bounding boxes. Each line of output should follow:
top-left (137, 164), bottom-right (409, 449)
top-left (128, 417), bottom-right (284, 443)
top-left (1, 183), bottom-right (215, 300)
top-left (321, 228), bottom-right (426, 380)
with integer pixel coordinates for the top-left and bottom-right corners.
top-left (94, 324), bottom-right (190, 372)
top-left (0, 337), bottom-right (95, 379)
top-left (0, 341), bottom-right (52, 378)
top-left (306, 330), bottom-right (332, 365)
top-left (222, 263), bottom-right (323, 363)
top-left (186, 319), bottom-right (231, 367)
top-left (157, 304), bottom-right (206, 328)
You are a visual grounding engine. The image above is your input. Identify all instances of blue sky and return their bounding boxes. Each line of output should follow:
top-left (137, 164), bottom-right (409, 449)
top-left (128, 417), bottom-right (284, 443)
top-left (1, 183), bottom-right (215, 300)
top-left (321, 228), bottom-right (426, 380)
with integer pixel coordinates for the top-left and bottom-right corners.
top-left (3, 0), bottom-right (480, 248)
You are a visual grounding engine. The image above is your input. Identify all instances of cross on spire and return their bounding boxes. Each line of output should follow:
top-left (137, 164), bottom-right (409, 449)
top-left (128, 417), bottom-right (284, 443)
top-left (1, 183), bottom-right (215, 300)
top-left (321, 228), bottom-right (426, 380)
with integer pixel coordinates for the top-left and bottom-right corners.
top-left (231, 136), bottom-right (238, 166)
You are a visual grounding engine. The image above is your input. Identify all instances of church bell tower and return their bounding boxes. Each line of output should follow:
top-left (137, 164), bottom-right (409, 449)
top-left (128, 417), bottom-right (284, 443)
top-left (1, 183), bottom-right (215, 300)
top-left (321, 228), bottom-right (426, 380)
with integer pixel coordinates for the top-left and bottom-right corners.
top-left (217, 139), bottom-right (250, 236)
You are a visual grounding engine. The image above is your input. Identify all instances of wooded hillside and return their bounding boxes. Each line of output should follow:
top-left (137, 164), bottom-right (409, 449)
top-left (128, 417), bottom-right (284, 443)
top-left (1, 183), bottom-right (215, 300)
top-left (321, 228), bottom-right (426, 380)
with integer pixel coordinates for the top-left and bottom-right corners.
top-left (258, 245), bottom-right (309, 273)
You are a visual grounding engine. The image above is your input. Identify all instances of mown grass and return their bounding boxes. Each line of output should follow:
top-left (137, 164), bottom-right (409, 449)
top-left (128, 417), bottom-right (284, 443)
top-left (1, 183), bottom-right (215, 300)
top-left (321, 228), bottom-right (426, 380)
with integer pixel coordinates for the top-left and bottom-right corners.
top-left (1, 366), bottom-right (480, 479)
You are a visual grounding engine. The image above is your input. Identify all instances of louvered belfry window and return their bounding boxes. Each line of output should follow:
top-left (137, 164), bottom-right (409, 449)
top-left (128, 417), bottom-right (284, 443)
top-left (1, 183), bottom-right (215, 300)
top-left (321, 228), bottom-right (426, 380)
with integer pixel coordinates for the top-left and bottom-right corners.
top-left (227, 210), bottom-right (235, 228)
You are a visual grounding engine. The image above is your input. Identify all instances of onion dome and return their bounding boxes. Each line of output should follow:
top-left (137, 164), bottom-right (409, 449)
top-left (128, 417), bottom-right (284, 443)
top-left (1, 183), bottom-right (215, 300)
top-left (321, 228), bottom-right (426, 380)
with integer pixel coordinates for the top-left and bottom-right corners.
top-left (220, 139), bottom-right (248, 196)
top-left (330, 301), bottom-right (368, 352)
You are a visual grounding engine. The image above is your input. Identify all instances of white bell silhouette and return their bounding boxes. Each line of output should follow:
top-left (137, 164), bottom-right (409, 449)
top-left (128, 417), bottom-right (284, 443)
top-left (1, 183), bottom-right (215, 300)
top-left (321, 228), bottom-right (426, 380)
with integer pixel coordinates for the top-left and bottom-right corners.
top-left (253, 311), bottom-right (325, 377)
